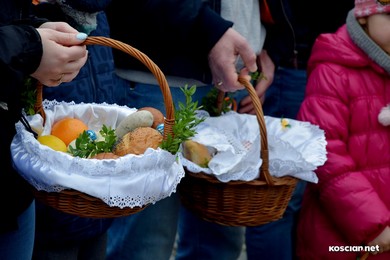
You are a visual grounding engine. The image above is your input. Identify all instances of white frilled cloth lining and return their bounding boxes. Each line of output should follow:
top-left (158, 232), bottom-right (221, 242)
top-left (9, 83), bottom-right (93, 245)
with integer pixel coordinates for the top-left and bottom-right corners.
top-left (179, 111), bottom-right (327, 183)
top-left (11, 100), bottom-right (184, 209)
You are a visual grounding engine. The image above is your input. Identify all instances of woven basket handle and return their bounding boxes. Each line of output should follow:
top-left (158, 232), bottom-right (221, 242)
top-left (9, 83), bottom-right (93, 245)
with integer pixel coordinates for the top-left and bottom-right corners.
top-left (34, 36), bottom-right (175, 140)
top-left (215, 78), bottom-right (272, 184)
top-left (236, 77), bottom-right (273, 185)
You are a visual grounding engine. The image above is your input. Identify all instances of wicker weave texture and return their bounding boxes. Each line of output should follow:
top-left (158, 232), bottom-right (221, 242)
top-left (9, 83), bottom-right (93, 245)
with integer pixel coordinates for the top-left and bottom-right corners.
top-left (179, 171), bottom-right (297, 226)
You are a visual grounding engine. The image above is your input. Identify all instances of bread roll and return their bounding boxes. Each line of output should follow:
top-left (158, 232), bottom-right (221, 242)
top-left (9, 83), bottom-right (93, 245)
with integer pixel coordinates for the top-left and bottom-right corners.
top-left (113, 127), bottom-right (163, 156)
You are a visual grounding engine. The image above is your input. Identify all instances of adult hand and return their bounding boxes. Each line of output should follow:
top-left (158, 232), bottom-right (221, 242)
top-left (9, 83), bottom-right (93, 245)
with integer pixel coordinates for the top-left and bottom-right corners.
top-left (367, 226), bottom-right (390, 255)
top-left (208, 28), bottom-right (257, 92)
top-left (238, 50), bottom-right (275, 114)
top-left (31, 22), bottom-right (88, 86)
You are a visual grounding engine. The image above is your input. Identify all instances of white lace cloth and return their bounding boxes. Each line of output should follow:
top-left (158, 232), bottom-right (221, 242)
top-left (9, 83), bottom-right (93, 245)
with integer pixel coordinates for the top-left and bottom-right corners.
top-left (180, 111), bottom-right (327, 183)
top-left (11, 100), bottom-right (184, 208)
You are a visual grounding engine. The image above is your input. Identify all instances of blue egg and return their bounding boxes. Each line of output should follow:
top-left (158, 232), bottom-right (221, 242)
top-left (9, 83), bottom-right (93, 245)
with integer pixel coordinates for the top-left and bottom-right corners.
top-left (86, 130), bottom-right (97, 141)
top-left (156, 124), bottom-right (164, 135)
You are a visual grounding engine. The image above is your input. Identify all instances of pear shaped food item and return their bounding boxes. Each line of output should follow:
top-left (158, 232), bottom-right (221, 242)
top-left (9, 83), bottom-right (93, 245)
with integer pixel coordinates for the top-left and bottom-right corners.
top-left (182, 140), bottom-right (212, 168)
top-left (114, 127), bottom-right (163, 156)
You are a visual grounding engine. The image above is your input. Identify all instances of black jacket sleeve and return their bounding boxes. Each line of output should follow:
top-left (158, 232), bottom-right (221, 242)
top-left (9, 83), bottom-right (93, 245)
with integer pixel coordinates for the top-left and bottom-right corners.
top-left (262, 0), bottom-right (354, 67)
top-left (0, 25), bottom-right (42, 78)
top-left (0, 24), bottom-right (42, 104)
top-left (0, 24), bottom-right (43, 232)
top-left (106, 0), bottom-right (232, 82)
top-left (0, 0), bottom-right (47, 233)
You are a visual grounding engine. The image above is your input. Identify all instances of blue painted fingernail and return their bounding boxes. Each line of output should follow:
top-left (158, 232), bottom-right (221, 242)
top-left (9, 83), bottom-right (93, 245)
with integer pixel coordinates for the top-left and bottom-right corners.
top-left (76, 33), bottom-right (87, 40)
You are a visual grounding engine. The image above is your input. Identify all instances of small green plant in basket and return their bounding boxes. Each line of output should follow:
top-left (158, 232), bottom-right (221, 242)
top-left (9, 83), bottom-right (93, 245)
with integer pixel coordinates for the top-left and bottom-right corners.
top-left (68, 125), bottom-right (117, 158)
top-left (201, 88), bottom-right (236, 116)
top-left (160, 85), bottom-right (205, 155)
top-left (201, 71), bottom-right (264, 116)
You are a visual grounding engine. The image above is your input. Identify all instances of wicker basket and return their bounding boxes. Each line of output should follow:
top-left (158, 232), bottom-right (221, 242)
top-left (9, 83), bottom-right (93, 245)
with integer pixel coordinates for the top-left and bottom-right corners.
top-left (178, 77), bottom-right (299, 226)
top-left (31, 36), bottom-right (175, 218)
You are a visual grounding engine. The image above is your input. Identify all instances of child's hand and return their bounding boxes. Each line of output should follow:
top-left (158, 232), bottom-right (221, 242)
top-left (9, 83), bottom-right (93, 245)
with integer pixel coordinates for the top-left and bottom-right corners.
top-left (368, 226), bottom-right (390, 254)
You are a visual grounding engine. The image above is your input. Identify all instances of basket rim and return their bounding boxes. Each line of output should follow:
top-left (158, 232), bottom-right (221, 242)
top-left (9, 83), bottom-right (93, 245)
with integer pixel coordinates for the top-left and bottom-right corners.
top-left (184, 168), bottom-right (298, 186)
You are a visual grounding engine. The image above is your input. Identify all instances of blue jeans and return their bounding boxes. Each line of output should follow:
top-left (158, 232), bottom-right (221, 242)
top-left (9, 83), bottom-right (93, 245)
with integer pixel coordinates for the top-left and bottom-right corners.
top-left (107, 194), bottom-right (180, 260)
top-left (106, 82), bottom-right (213, 260)
top-left (0, 200), bottom-right (35, 260)
top-left (245, 67), bottom-right (307, 260)
top-left (176, 207), bottom-right (245, 260)
top-left (245, 181), bottom-right (306, 260)
top-left (33, 231), bottom-right (108, 260)
top-left (262, 67), bottom-right (306, 119)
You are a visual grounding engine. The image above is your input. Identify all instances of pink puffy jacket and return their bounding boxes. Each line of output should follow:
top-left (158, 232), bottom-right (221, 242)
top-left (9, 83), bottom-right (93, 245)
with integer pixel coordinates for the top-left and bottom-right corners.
top-left (296, 25), bottom-right (390, 259)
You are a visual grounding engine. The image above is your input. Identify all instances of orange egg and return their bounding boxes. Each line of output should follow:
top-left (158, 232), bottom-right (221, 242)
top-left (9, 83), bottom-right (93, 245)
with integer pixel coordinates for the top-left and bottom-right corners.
top-left (51, 117), bottom-right (88, 146)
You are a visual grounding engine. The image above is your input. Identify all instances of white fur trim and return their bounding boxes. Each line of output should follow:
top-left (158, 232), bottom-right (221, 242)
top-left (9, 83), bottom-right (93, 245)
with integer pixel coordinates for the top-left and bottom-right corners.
top-left (378, 105), bottom-right (390, 126)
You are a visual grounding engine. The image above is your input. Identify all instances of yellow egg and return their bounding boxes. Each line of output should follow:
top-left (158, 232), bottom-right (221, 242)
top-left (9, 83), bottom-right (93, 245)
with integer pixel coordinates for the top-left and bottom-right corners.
top-left (37, 135), bottom-right (67, 152)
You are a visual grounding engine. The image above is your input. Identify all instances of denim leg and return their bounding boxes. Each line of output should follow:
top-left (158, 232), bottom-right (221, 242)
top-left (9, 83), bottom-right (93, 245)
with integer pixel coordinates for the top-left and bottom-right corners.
top-left (33, 232), bottom-right (107, 260)
top-left (107, 194), bottom-right (180, 260)
top-left (0, 200), bottom-right (35, 260)
top-left (245, 181), bottom-right (306, 260)
top-left (176, 206), bottom-right (245, 260)
top-left (33, 242), bottom-right (79, 260)
top-left (78, 231), bottom-right (108, 260)
top-left (245, 215), bottom-right (293, 260)
top-left (262, 67), bottom-right (307, 119)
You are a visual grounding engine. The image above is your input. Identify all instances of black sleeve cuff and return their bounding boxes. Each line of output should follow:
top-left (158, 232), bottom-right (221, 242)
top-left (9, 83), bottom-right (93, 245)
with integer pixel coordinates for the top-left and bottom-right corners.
top-left (0, 24), bottom-right (43, 76)
top-left (195, 5), bottom-right (233, 53)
